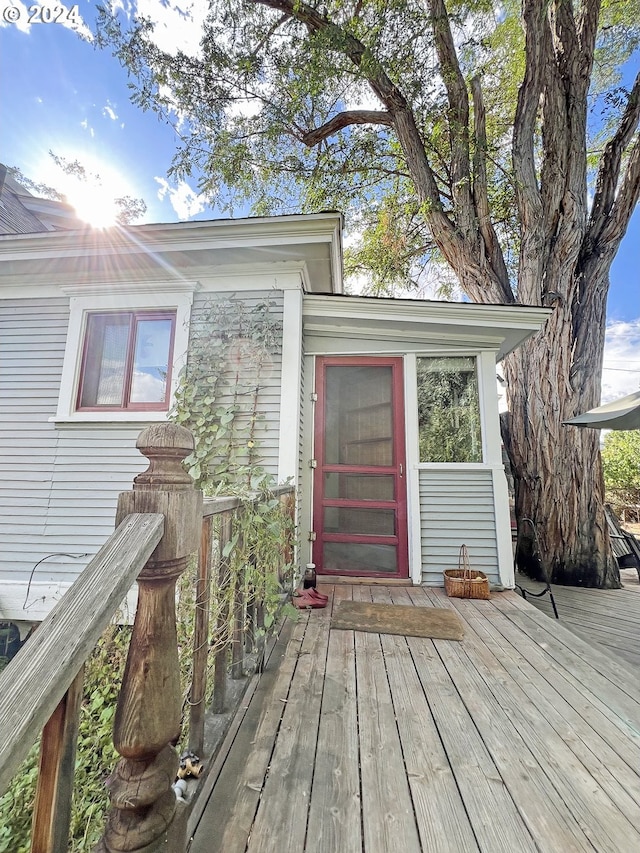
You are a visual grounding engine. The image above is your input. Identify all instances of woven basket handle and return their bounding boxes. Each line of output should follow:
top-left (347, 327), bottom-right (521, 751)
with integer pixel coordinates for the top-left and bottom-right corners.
top-left (458, 544), bottom-right (471, 580)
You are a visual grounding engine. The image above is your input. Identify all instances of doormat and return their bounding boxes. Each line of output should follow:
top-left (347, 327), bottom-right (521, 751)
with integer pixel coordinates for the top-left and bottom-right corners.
top-left (330, 601), bottom-right (464, 640)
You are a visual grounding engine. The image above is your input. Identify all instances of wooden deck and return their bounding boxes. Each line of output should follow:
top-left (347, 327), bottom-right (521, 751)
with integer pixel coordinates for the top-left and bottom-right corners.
top-left (188, 584), bottom-right (640, 853)
top-left (517, 566), bottom-right (640, 672)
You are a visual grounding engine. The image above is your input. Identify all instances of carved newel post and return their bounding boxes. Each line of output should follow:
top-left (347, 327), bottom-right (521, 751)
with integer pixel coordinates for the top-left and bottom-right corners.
top-left (97, 424), bottom-right (202, 853)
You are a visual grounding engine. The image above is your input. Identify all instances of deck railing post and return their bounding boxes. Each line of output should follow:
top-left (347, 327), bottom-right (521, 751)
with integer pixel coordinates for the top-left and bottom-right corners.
top-left (96, 424), bottom-right (202, 853)
top-left (211, 512), bottom-right (232, 714)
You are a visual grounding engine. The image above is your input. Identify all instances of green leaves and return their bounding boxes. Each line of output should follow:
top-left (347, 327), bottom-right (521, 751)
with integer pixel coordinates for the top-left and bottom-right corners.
top-left (170, 295), bottom-right (281, 492)
top-left (602, 430), bottom-right (640, 520)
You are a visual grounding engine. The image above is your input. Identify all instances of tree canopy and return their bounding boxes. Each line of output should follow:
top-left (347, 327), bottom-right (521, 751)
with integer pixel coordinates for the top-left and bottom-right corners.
top-left (97, 0), bottom-right (640, 586)
top-left (97, 0), bottom-right (639, 290)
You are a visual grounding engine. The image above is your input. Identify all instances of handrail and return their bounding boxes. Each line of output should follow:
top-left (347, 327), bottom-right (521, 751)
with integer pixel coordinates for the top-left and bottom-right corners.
top-left (201, 483), bottom-right (294, 518)
top-left (0, 512), bottom-right (164, 796)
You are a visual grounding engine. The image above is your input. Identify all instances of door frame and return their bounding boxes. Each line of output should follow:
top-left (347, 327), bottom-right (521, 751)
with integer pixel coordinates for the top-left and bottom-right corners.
top-left (312, 355), bottom-right (409, 578)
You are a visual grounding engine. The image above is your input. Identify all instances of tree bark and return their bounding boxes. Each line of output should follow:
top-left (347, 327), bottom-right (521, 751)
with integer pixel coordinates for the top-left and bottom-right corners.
top-left (501, 285), bottom-right (619, 587)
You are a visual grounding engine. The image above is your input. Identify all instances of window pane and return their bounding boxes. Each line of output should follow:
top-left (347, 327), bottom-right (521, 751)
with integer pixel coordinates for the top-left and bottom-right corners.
top-left (130, 318), bottom-right (173, 403)
top-left (79, 315), bottom-right (129, 408)
top-left (324, 473), bottom-right (395, 501)
top-left (417, 356), bottom-right (482, 462)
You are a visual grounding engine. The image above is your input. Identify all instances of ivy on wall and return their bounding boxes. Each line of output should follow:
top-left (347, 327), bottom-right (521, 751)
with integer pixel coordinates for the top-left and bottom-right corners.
top-left (171, 294), bottom-right (282, 491)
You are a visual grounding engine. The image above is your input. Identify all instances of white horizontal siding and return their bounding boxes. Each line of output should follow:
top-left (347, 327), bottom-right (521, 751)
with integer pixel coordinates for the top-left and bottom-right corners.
top-left (0, 291), bottom-right (287, 621)
top-left (0, 297), bottom-right (150, 619)
top-left (419, 468), bottom-right (499, 586)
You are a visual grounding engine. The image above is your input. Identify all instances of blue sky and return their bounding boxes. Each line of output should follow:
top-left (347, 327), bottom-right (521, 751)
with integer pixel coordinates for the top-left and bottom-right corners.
top-left (1, 0), bottom-right (638, 398)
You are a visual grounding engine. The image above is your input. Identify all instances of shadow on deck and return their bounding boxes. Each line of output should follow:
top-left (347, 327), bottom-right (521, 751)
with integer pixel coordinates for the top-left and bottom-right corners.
top-left (187, 584), bottom-right (640, 853)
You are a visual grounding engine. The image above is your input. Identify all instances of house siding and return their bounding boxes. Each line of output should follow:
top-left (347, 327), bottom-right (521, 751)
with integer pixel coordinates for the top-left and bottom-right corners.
top-left (419, 467), bottom-right (500, 585)
top-left (0, 290), bottom-right (285, 620)
top-left (0, 299), bottom-right (147, 611)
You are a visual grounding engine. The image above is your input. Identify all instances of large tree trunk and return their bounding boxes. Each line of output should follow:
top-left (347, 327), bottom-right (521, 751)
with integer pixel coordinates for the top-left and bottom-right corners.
top-left (501, 277), bottom-right (620, 588)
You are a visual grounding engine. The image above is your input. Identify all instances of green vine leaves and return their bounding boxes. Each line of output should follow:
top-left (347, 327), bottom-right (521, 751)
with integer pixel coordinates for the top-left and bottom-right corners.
top-left (171, 294), bottom-right (282, 492)
top-left (170, 293), bottom-right (298, 663)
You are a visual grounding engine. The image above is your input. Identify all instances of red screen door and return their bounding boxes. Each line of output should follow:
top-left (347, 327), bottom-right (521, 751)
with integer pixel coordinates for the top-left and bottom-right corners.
top-left (312, 357), bottom-right (408, 578)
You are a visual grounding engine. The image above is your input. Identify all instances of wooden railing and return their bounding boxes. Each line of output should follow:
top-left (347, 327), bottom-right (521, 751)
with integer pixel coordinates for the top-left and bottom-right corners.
top-left (189, 485), bottom-right (295, 755)
top-left (0, 423), bottom-right (296, 852)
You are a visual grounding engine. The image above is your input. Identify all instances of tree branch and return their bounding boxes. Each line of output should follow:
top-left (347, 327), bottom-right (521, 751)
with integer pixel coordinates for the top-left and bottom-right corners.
top-left (300, 110), bottom-right (393, 146)
top-left (513, 0), bottom-right (549, 304)
top-left (249, 0), bottom-right (508, 304)
top-left (471, 76), bottom-right (513, 303)
top-left (426, 0), bottom-right (474, 236)
top-left (600, 130), bottom-right (640, 249)
top-left (589, 71), bottom-right (640, 246)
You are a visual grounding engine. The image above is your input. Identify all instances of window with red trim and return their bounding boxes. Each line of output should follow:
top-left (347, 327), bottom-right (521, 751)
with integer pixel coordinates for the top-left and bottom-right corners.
top-left (76, 310), bottom-right (176, 411)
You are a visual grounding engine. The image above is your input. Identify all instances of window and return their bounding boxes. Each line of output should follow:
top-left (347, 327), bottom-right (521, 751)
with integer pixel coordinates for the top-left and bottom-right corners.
top-left (77, 311), bottom-right (176, 411)
top-left (55, 282), bottom-right (195, 423)
top-left (416, 356), bottom-right (482, 462)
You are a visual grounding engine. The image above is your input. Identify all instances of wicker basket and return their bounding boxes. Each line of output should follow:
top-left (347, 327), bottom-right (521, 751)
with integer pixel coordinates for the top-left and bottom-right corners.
top-left (444, 545), bottom-right (490, 600)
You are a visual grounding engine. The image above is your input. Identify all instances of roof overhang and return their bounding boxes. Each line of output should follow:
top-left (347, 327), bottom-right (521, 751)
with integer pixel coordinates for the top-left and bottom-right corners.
top-left (303, 294), bottom-right (551, 359)
top-left (0, 212), bottom-right (344, 294)
top-left (563, 391), bottom-right (640, 430)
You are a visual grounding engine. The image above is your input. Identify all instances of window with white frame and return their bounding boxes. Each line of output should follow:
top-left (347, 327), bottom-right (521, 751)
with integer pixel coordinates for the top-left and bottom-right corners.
top-left (416, 356), bottom-right (482, 462)
top-left (55, 283), bottom-right (196, 422)
top-left (77, 310), bottom-right (176, 411)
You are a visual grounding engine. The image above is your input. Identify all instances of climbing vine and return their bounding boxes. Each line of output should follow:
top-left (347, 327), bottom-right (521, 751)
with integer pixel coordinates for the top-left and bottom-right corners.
top-left (171, 294), bottom-right (282, 491)
top-left (171, 292), bottom-right (297, 685)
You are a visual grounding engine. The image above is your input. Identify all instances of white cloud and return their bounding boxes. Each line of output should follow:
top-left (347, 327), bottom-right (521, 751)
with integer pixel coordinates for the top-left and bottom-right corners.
top-left (155, 177), bottom-right (206, 220)
top-left (130, 0), bottom-right (208, 57)
top-left (80, 118), bottom-right (95, 138)
top-left (102, 101), bottom-right (119, 121)
top-left (602, 319), bottom-right (640, 402)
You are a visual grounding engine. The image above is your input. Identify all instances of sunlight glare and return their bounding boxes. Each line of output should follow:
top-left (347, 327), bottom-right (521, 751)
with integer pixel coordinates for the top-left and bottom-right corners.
top-left (68, 180), bottom-right (119, 228)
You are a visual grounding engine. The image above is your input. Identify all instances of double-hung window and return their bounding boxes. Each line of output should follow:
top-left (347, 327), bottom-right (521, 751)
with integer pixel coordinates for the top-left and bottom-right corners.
top-left (77, 310), bottom-right (176, 411)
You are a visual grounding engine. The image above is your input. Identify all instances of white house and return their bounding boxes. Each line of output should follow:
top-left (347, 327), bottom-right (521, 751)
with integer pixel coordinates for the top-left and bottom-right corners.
top-left (0, 211), bottom-right (550, 626)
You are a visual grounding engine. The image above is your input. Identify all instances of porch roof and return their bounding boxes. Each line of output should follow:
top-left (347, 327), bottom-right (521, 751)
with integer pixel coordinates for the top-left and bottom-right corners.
top-left (302, 294), bottom-right (551, 359)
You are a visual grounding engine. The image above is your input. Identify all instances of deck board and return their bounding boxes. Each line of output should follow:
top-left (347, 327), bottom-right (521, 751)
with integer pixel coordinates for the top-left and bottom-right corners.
top-left (370, 585), bottom-right (480, 853)
top-left (306, 585), bottom-right (362, 853)
top-left (428, 594), bottom-right (640, 851)
top-left (189, 585), bottom-right (640, 853)
top-left (246, 597), bottom-right (332, 853)
top-left (517, 569), bottom-right (640, 672)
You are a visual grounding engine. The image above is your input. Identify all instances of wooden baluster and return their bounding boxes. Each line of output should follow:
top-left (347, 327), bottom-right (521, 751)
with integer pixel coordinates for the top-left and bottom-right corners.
top-left (31, 667), bottom-right (84, 853)
top-left (230, 515), bottom-right (245, 682)
top-left (189, 515), bottom-right (213, 756)
top-left (96, 424), bottom-right (202, 853)
top-left (211, 512), bottom-right (232, 714)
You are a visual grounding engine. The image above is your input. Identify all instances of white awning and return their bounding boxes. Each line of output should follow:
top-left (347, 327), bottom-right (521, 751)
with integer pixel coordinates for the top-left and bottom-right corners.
top-left (563, 391), bottom-right (640, 430)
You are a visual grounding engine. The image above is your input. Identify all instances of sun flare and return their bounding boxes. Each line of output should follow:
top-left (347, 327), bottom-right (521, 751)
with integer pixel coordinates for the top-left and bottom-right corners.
top-left (33, 153), bottom-right (135, 228)
top-left (67, 181), bottom-right (120, 228)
